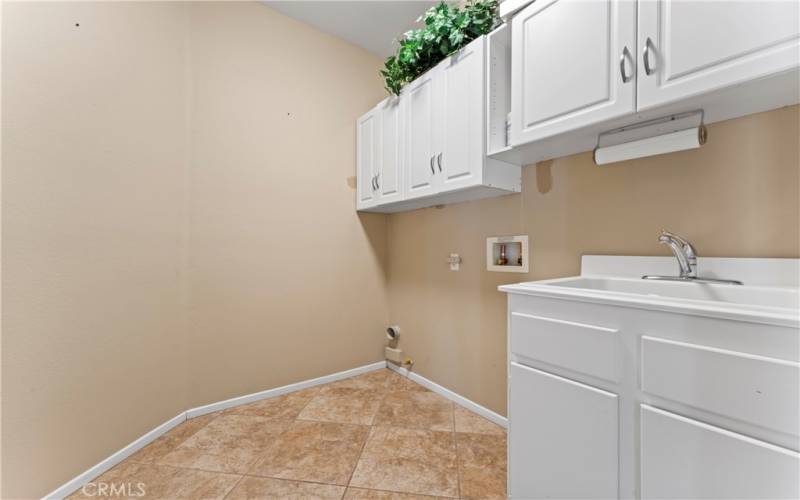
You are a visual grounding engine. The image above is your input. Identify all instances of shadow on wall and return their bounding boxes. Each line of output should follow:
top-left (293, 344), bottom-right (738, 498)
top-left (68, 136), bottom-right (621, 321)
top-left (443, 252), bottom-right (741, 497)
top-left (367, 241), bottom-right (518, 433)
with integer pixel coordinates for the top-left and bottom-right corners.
top-left (352, 169), bottom-right (389, 281)
top-left (358, 211), bottom-right (390, 282)
top-left (535, 160), bottom-right (554, 194)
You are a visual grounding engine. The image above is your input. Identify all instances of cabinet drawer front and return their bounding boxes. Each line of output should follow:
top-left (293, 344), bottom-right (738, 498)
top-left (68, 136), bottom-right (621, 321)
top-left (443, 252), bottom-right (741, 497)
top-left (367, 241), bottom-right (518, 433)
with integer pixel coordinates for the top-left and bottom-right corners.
top-left (642, 336), bottom-right (800, 437)
top-left (641, 405), bottom-right (799, 499)
top-left (511, 312), bottom-right (619, 381)
top-left (510, 363), bottom-right (618, 499)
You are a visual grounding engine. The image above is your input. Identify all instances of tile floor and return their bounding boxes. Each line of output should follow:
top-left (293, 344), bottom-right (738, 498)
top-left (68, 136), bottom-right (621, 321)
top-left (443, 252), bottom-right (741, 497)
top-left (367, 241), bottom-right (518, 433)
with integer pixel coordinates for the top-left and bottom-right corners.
top-left (70, 369), bottom-right (507, 499)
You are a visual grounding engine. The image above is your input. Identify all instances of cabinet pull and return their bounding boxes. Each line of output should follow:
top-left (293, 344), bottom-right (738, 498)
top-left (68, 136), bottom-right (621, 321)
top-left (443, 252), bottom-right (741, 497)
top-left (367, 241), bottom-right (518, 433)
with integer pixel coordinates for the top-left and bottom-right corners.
top-left (619, 46), bottom-right (632, 83)
top-left (430, 155), bottom-right (436, 174)
top-left (643, 37), bottom-right (656, 76)
top-left (437, 153), bottom-right (442, 172)
top-left (375, 172), bottom-right (380, 190)
top-left (370, 175), bottom-right (375, 190)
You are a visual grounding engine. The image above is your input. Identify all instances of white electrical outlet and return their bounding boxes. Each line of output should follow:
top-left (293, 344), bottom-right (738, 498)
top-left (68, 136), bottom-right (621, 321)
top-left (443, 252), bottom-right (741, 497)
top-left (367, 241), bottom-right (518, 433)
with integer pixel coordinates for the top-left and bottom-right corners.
top-left (448, 253), bottom-right (462, 271)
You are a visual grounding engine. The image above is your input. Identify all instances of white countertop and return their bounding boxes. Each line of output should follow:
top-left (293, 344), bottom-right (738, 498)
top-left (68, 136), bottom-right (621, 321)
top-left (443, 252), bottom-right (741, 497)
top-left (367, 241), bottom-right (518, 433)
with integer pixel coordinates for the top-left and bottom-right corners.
top-left (499, 256), bottom-right (800, 328)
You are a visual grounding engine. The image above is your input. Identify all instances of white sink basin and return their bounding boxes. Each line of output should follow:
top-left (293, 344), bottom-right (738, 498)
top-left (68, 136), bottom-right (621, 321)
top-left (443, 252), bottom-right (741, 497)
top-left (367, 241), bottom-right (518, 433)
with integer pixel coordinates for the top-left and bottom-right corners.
top-left (546, 277), bottom-right (799, 310)
top-left (499, 256), bottom-right (800, 327)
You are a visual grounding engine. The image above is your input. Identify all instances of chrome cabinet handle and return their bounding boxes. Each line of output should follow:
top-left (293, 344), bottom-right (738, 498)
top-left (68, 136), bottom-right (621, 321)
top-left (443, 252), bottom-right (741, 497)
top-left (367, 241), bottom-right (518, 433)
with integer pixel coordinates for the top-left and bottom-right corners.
top-left (371, 175), bottom-right (376, 190)
top-left (643, 37), bottom-right (656, 76)
top-left (375, 172), bottom-right (380, 189)
top-left (430, 155), bottom-right (435, 174)
top-left (619, 46), bottom-right (632, 83)
top-left (437, 153), bottom-right (442, 172)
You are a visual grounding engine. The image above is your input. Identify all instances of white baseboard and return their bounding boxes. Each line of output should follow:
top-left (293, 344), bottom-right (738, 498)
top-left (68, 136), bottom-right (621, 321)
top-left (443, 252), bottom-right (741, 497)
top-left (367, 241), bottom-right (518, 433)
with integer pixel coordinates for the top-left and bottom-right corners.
top-left (43, 412), bottom-right (186, 500)
top-left (386, 363), bottom-right (508, 429)
top-left (185, 361), bottom-right (386, 419)
top-left (43, 361), bottom-right (386, 500)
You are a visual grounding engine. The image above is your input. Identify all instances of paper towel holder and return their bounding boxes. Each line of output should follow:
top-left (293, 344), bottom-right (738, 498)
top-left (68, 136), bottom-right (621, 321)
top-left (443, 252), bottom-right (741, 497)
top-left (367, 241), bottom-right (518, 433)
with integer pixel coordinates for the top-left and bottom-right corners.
top-left (593, 110), bottom-right (706, 165)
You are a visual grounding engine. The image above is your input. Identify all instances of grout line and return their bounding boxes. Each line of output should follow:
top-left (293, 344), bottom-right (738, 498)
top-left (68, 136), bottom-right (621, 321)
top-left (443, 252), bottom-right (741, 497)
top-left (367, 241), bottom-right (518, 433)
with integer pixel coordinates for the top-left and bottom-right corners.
top-left (236, 473), bottom-right (347, 489)
top-left (346, 486), bottom-right (458, 499)
top-left (341, 369), bottom-right (395, 498)
top-left (453, 402), bottom-right (463, 500)
top-left (239, 472), bottom-right (349, 489)
top-left (220, 474), bottom-right (246, 500)
top-left (342, 412), bottom-right (374, 496)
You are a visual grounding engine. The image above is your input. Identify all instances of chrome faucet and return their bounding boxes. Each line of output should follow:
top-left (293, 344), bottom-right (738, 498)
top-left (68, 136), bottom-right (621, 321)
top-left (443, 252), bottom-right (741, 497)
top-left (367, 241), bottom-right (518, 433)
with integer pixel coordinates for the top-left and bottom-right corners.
top-left (642, 230), bottom-right (743, 285)
top-left (658, 230), bottom-right (697, 278)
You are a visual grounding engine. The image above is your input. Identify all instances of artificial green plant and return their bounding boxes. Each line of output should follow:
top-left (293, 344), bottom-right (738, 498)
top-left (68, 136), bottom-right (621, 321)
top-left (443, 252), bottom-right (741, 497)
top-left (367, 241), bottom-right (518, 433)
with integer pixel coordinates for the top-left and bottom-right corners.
top-left (380, 0), bottom-right (499, 95)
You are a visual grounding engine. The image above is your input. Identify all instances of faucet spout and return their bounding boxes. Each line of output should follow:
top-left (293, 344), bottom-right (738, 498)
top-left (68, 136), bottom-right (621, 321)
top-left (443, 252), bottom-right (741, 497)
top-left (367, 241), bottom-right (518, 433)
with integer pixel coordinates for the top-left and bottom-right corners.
top-left (643, 230), bottom-right (742, 284)
top-left (657, 230), bottom-right (697, 278)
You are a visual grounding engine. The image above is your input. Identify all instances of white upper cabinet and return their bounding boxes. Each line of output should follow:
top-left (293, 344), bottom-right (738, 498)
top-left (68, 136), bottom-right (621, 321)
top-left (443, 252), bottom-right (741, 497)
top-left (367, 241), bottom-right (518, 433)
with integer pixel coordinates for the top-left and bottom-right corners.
top-left (638, 0), bottom-right (800, 110)
top-left (404, 71), bottom-right (438, 200)
top-left (497, 0), bottom-right (800, 165)
top-left (357, 35), bottom-right (522, 213)
top-left (438, 38), bottom-right (486, 191)
top-left (510, 0), bottom-right (636, 144)
top-left (377, 97), bottom-right (403, 203)
top-left (356, 108), bottom-right (378, 210)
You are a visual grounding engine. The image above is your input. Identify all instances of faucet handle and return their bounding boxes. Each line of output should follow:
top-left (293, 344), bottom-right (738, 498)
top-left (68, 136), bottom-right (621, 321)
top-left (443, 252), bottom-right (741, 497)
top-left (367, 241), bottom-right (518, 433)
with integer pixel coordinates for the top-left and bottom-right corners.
top-left (660, 230), bottom-right (697, 259)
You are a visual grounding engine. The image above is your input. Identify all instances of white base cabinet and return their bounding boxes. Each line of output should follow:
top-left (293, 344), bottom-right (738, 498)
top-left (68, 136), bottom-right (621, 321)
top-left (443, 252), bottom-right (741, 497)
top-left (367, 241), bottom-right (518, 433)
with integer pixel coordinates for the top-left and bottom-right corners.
top-left (510, 363), bottom-right (618, 499)
top-left (641, 405), bottom-right (799, 499)
top-left (356, 35), bottom-right (521, 213)
top-left (502, 259), bottom-right (800, 499)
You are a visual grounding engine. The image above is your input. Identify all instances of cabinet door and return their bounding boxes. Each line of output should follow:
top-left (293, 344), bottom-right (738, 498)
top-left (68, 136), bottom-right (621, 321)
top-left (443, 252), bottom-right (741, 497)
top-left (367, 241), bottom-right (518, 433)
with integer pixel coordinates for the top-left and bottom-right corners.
top-left (510, 0), bottom-right (635, 145)
top-left (356, 108), bottom-right (378, 209)
top-left (509, 362), bottom-right (619, 499)
top-left (404, 71), bottom-right (438, 200)
top-left (436, 37), bottom-right (485, 191)
top-left (638, 1), bottom-right (800, 110)
top-left (378, 97), bottom-right (403, 203)
top-left (641, 405), bottom-right (799, 499)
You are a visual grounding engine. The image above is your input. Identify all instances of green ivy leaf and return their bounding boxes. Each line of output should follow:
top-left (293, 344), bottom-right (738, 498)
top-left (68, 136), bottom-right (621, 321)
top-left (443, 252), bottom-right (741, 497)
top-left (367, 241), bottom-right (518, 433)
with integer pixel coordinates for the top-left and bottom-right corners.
top-left (380, 0), bottom-right (498, 95)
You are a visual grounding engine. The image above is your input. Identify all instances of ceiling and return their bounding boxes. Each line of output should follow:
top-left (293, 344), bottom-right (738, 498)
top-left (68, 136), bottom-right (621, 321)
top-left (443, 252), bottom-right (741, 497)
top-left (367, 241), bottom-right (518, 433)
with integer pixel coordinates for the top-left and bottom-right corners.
top-left (263, 1), bottom-right (437, 58)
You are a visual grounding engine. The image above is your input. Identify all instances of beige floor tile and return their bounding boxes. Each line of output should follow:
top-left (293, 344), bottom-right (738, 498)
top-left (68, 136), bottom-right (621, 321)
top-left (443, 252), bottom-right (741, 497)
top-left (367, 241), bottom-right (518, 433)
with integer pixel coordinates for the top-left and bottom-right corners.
top-left (453, 406), bottom-right (506, 436)
top-left (226, 476), bottom-right (345, 499)
top-left (68, 462), bottom-right (240, 499)
top-left (456, 432), bottom-right (507, 500)
top-left (344, 487), bottom-right (447, 499)
top-left (329, 369), bottom-right (428, 394)
top-left (298, 386), bottom-right (383, 425)
top-left (127, 413), bottom-right (219, 464)
top-left (327, 369), bottom-right (397, 391)
top-left (350, 427), bottom-right (459, 498)
top-left (159, 414), bottom-right (290, 474)
top-left (391, 376), bottom-right (432, 393)
top-left (70, 372), bottom-right (507, 500)
top-left (223, 386), bottom-right (320, 420)
top-left (374, 390), bottom-right (454, 432)
top-left (249, 420), bottom-right (369, 485)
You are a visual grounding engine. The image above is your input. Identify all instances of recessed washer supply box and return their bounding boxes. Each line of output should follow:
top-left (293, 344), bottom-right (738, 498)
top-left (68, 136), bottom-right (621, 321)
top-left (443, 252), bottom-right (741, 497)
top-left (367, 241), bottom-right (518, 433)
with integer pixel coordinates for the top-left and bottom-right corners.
top-left (486, 235), bottom-right (528, 273)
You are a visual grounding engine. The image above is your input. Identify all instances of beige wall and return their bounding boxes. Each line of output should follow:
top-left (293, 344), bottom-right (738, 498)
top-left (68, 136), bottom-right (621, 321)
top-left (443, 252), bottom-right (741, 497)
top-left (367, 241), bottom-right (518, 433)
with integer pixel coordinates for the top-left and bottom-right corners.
top-left (184, 3), bottom-right (389, 409)
top-left (3, 1), bottom-right (798, 497)
top-left (2, 3), bottom-right (191, 497)
top-left (1, 2), bottom-right (388, 497)
top-left (387, 105), bottom-right (800, 416)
